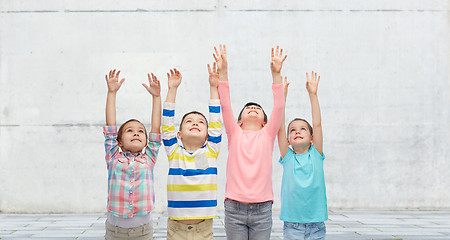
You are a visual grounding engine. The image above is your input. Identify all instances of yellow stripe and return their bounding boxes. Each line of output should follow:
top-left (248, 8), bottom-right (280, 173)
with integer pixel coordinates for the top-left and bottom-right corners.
top-left (205, 146), bottom-right (218, 158)
top-left (209, 122), bottom-right (221, 129)
top-left (167, 184), bottom-right (217, 192)
top-left (168, 152), bottom-right (195, 162)
top-left (169, 216), bottom-right (217, 220)
top-left (162, 125), bottom-right (175, 132)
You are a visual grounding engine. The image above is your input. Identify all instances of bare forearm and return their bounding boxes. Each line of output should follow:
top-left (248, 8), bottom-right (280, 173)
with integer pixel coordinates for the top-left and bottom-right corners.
top-left (309, 93), bottom-right (321, 127)
top-left (165, 88), bottom-right (178, 103)
top-left (106, 92), bottom-right (117, 126)
top-left (151, 96), bottom-right (161, 133)
top-left (272, 72), bottom-right (282, 84)
top-left (210, 86), bottom-right (219, 99)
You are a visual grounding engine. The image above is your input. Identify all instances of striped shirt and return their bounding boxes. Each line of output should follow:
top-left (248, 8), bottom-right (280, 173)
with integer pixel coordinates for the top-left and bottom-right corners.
top-left (162, 100), bottom-right (222, 220)
top-left (103, 126), bottom-right (161, 218)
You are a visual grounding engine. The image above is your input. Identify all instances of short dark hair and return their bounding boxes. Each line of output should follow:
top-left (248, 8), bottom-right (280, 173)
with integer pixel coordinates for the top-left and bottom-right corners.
top-left (237, 102), bottom-right (268, 123)
top-left (117, 119), bottom-right (148, 143)
top-left (179, 111), bottom-right (208, 130)
top-left (287, 118), bottom-right (313, 136)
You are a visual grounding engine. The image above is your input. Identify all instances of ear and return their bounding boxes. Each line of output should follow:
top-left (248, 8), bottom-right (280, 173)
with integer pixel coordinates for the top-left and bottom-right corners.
top-left (238, 120), bottom-right (243, 127)
top-left (261, 122), bottom-right (266, 127)
top-left (310, 135), bottom-right (314, 143)
top-left (177, 131), bottom-right (182, 139)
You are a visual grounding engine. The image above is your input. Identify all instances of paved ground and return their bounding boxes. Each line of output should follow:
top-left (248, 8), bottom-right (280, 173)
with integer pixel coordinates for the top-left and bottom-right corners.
top-left (0, 210), bottom-right (449, 239)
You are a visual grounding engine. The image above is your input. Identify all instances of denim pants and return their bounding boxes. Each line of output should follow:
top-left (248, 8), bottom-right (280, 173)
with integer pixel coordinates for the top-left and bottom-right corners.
top-left (224, 199), bottom-right (273, 240)
top-left (283, 221), bottom-right (326, 240)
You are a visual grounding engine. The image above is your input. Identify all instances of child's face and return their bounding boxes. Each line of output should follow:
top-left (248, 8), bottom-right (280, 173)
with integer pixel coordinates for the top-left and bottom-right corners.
top-left (238, 105), bottom-right (266, 127)
top-left (177, 113), bottom-right (208, 144)
top-left (288, 120), bottom-right (313, 147)
top-left (118, 121), bottom-right (147, 154)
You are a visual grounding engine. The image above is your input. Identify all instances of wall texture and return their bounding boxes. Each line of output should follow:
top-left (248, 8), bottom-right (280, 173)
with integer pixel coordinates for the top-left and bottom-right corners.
top-left (0, 1), bottom-right (448, 213)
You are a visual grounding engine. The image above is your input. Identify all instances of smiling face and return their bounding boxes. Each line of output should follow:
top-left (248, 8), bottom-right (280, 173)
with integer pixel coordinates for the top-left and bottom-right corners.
top-left (237, 102), bottom-right (267, 129)
top-left (117, 120), bottom-right (147, 154)
top-left (177, 112), bottom-right (208, 148)
top-left (287, 119), bottom-right (313, 148)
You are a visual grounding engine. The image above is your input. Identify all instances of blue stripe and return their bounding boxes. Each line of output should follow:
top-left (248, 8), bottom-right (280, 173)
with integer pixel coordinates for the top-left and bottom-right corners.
top-left (209, 106), bottom-right (220, 113)
top-left (208, 135), bottom-right (221, 143)
top-left (168, 167), bottom-right (217, 176)
top-left (168, 200), bottom-right (217, 208)
top-left (163, 137), bottom-right (177, 146)
top-left (163, 109), bottom-right (175, 117)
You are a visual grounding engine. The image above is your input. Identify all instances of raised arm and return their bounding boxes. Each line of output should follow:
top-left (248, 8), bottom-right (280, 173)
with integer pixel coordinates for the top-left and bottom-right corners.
top-left (263, 47), bottom-right (286, 135)
top-left (270, 46), bottom-right (287, 85)
top-left (306, 71), bottom-right (323, 155)
top-left (207, 62), bottom-right (219, 100)
top-left (105, 69), bottom-right (125, 126)
top-left (165, 68), bottom-right (182, 103)
top-left (213, 44), bottom-right (228, 82)
top-left (214, 44), bottom-right (239, 135)
top-left (207, 62), bottom-right (222, 153)
top-left (277, 77), bottom-right (290, 158)
top-left (142, 73), bottom-right (161, 133)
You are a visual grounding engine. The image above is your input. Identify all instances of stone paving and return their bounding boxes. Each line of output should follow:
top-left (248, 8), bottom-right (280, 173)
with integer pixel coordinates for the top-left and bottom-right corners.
top-left (0, 210), bottom-right (449, 239)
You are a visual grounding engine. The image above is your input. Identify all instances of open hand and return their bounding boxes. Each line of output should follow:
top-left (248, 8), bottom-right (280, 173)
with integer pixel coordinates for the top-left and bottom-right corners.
top-left (213, 44), bottom-right (228, 73)
top-left (142, 73), bottom-right (161, 97)
top-left (271, 46), bottom-right (287, 74)
top-left (167, 68), bottom-right (182, 89)
top-left (105, 69), bottom-right (125, 93)
top-left (207, 62), bottom-right (219, 88)
top-left (306, 71), bottom-right (320, 95)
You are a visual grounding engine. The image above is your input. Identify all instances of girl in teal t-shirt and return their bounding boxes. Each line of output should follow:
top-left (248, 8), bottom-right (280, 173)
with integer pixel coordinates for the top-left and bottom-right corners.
top-left (277, 71), bottom-right (327, 240)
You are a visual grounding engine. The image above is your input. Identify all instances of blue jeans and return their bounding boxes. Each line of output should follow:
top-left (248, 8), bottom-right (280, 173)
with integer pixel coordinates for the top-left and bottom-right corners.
top-left (283, 221), bottom-right (326, 240)
top-left (224, 199), bottom-right (273, 240)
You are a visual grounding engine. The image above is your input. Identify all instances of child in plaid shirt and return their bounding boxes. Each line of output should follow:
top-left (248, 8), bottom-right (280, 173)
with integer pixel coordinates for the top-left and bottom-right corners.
top-left (103, 69), bottom-right (162, 240)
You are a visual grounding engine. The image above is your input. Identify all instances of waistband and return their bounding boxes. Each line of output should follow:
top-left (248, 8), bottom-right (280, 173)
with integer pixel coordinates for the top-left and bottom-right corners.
top-left (225, 198), bottom-right (273, 210)
top-left (168, 218), bottom-right (213, 232)
top-left (105, 220), bottom-right (152, 235)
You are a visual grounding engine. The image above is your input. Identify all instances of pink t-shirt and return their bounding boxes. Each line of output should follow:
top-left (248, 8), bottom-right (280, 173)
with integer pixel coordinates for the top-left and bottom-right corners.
top-left (218, 81), bottom-right (284, 203)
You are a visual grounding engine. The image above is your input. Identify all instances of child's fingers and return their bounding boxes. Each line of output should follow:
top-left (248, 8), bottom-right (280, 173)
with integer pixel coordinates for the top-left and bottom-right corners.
top-left (280, 48), bottom-right (283, 57)
top-left (207, 64), bottom-right (212, 74)
top-left (213, 53), bottom-right (218, 62)
top-left (119, 78), bottom-right (125, 85)
top-left (223, 44), bottom-right (227, 54)
top-left (105, 75), bottom-right (108, 82)
top-left (116, 70), bottom-right (121, 79)
top-left (142, 83), bottom-right (150, 91)
top-left (213, 62), bottom-right (217, 72)
top-left (282, 55), bottom-right (287, 62)
top-left (214, 47), bottom-right (220, 58)
top-left (271, 48), bottom-right (274, 58)
top-left (276, 46), bottom-right (279, 56)
top-left (306, 72), bottom-right (310, 81)
top-left (170, 69), bottom-right (174, 76)
top-left (317, 75), bottom-right (320, 84)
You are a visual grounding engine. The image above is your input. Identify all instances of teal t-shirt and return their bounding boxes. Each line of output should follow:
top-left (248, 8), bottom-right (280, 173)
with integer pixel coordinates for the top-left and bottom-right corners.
top-left (279, 145), bottom-right (328, 223)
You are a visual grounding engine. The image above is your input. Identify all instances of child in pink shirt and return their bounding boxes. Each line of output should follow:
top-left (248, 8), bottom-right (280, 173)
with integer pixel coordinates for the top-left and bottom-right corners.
top-left (214, 45), bottom-right (286, 240)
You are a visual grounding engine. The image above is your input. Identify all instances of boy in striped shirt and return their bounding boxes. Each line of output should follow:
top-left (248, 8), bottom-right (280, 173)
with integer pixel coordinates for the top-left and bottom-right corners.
top-left (162, 66), bottom-right (221, 240)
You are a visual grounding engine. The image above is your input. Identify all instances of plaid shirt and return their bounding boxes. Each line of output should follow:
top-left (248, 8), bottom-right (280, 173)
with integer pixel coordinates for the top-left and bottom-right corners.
top-left (103, 126), bottom-right (161, 218)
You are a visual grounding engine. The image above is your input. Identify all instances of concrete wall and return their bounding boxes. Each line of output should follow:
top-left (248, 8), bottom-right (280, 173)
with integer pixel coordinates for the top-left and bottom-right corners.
top-left (0, 1), bottom-right (448, 213)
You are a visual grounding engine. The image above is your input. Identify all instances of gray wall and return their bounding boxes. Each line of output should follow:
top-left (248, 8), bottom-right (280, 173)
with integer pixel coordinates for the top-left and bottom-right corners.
top-left (0, 1), bottom-right (448, 213)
